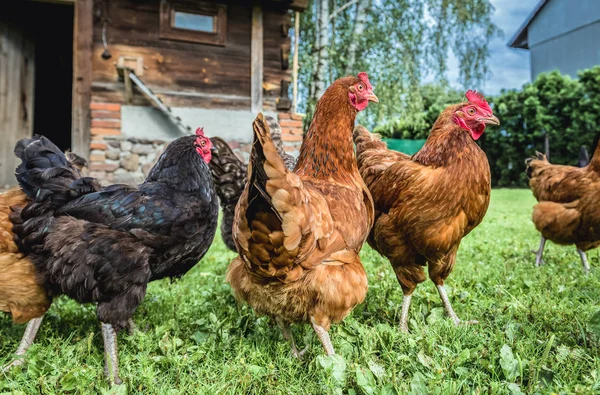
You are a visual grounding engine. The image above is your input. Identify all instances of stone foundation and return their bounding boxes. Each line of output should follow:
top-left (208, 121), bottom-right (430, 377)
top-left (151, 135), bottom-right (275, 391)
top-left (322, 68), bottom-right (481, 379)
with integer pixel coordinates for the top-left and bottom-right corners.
top-left (88, 102), bottom-right (301, 185)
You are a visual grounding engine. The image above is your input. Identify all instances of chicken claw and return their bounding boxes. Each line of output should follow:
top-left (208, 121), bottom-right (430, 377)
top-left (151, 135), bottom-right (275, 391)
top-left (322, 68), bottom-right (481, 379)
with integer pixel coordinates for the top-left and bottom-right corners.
top-left (276, 317), bottom-right (309, 358)
top-left (1, 316), bottom-right (44, 373)
top-left (101, 323), bottom-right (123, 385)
top-left (436, 285), bottom-right (477, 327)
top-left (577, 249), bottom-right (591, 274)
top-left (310, 317), bottom-right (335, 356)
top-left (532, 236), bottom-right (546, 267)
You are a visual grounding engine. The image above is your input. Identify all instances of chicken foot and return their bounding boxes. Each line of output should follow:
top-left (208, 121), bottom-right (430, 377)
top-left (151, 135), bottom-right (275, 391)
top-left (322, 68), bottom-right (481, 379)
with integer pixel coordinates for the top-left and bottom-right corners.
top-left (532, 236), bottom-right (546, 267)
top-left (1, 316), bottom-right (44, 373)
top-left (101, 323), bottom-right (123, 385)
top-left (399, 294), bottom-right (412, 333)
top-left (436, 285), bottom-right (478, 326)
top-left (310, 317), bottom-right (335, 356)
top-left (275, 317), bottom-right (309, 358)
top-left (577, 249), bottom-right (591, 274)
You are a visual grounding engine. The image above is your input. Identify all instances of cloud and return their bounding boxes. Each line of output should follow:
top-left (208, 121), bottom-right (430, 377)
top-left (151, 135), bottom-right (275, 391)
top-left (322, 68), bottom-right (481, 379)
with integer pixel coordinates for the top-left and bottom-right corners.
top-left (444, 0), bottom-right (539, 94)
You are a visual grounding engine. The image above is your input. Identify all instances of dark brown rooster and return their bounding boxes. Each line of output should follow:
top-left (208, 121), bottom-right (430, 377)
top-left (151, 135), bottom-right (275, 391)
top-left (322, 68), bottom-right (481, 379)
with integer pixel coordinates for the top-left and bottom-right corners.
top-left (227, 73), bottom-right (378, 356)
top-left (209, 116), bottom-right (295, 251)
top-left (354, 91), bottom-right (499, 332)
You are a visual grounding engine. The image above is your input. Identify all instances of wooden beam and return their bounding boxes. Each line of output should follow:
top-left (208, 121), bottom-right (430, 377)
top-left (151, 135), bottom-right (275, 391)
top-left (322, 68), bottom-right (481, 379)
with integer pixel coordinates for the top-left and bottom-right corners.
top-left (72, 0), bottom-right (93, 160)
top-left (292, 11), bottom-right (300, 113)
top-left (251, 6), bottom-right (263, 113)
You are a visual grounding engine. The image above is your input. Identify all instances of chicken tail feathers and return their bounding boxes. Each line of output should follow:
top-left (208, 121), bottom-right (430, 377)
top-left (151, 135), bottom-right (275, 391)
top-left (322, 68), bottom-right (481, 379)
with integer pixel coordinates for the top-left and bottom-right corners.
top-left (525, 151), bottom-right (549, 179)
top-left (249, 114), bottom-right (288, 221)
top-left (209, 136), bottom-right (248, 252)
top-left (14, 135), bottom-right (100, 207)
top-left (266, 116), bottom-right (297, 171)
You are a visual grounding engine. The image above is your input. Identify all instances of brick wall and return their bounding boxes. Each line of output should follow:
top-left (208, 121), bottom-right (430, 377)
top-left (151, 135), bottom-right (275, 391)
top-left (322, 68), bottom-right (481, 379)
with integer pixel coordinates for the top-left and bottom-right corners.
top-left (278, 112), bottom-right (304, 157)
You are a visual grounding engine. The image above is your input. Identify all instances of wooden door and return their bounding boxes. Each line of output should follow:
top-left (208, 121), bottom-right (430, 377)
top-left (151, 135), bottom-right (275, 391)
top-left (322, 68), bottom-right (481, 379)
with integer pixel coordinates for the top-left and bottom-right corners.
top-left (0, 21), bottom-right (35, 187)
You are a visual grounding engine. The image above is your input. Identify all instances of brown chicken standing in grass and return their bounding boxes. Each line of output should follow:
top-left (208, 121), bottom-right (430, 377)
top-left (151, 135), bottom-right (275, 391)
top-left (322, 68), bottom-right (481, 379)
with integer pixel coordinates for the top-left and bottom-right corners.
top-left (227, 73), bottom-right (378, 356)
top-left (354, 91), bottom-right (499, 332)
top-left (526, 135), bottom-right (600, 272)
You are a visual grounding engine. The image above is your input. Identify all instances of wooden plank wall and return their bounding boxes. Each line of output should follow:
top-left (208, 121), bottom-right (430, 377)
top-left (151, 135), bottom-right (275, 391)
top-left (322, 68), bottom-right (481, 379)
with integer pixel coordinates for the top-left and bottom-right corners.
top-left (91, 0), bottom-right (291, 111)
top-left (72, 0), bottom-right (94, 160)
top-left (0, 21), bottom-right (35, 186)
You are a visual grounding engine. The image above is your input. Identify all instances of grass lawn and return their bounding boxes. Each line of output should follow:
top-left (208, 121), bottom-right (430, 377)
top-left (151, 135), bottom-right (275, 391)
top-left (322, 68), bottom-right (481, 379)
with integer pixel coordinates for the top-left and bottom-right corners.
top-left (1, 189), bottom-right (600, 394)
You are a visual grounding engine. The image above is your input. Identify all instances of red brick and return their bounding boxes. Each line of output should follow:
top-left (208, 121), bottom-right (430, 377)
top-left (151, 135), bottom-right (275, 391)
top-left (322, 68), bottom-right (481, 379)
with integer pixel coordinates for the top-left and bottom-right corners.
top-left (282, 134), bottom-right (303, 142)
top-left (91, 119), bottom-right (121, 129)
top-left (89, 162), bottom-right (119, 172)
top-left (279, 119), bottom-right (303, 128)
top-left (91, 110), bottom-right (121, 120)
top-left (90, 142), bottom-right (107, 150)
top-left (90, 102), bottom-right (121, 112)
top-left (284, 145), bottom-right (297, 152)
top-left (91, 128), bottom-right (121, 136)
top-left (278, 112), bottom-right (291, 120)
top-left (291, 113), bottom-right (305, 121)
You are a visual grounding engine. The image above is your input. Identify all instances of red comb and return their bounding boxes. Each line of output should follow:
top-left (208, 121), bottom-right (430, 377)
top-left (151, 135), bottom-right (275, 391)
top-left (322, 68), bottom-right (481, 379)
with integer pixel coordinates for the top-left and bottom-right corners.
top-left (465, 90), bottom-right (492, 113)
top-left (357, 72), bottom-right (373, 90)
top-left (195, 127), bottom-right (205, 136)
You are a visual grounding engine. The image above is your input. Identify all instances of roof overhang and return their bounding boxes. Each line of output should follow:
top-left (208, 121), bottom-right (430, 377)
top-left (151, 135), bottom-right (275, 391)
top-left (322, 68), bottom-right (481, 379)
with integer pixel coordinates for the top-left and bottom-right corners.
top-left (507, 0), bottom-right (549, 49)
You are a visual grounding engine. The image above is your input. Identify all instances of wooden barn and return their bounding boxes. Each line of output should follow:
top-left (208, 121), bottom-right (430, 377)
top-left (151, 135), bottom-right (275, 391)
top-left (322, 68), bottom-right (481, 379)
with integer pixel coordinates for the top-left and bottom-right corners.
top-left (0, 0), bottom-right (307, 186)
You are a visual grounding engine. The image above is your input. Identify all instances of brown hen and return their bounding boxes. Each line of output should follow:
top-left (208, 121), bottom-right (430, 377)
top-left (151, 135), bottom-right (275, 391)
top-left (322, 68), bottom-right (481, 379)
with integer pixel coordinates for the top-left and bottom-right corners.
top-left (227, 73), bottom-right (378, 356)
top-left (354, 91), bottom-right (499, 332)
top-left (526, 137), bottom-right (600, 271)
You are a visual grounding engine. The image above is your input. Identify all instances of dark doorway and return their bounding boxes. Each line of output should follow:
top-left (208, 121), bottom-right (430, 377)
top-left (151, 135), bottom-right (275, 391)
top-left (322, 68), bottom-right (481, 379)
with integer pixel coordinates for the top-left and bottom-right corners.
top-left (2, 1), bottom-right (74, 152)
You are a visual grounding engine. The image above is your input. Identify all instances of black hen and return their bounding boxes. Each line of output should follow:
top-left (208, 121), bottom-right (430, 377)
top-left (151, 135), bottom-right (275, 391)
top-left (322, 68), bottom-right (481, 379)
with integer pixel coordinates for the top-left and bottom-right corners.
top-left (10, 130), bottom-right (218, 384)
top-left (209, 116), bottom-right (296, 251)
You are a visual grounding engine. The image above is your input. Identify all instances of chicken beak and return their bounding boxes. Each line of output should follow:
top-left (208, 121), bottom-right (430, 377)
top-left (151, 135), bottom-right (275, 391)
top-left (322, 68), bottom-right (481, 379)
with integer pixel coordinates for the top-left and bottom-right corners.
top-left (480, 115), bottom-right (500, 126)
top-left (367, 93), bottom-right (379, 103)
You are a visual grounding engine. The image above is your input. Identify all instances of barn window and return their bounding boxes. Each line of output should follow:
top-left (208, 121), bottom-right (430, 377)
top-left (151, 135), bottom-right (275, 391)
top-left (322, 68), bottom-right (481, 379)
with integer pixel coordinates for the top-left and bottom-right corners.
top-left (160, 1), bottom-right (227, 46)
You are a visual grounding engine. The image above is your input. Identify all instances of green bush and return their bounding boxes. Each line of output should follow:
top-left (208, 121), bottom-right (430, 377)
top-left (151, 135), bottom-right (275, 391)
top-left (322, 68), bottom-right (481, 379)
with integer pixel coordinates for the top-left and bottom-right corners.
top-left (374, 67), bottom-right (600, 186)
top-left (483, 67), bottom-right (600, 186)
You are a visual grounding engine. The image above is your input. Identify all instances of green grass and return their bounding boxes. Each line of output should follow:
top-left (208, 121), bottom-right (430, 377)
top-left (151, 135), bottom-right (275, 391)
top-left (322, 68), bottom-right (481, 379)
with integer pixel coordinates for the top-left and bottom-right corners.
top-left (2, 189), bottom-right (600, 394)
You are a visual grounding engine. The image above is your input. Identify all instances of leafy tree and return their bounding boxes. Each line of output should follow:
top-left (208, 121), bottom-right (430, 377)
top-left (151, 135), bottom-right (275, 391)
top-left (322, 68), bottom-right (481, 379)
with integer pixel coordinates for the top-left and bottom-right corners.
top-left (373, 83), bottom-right (463, 139)
top-left (295, 0), bottom-right (502, 129)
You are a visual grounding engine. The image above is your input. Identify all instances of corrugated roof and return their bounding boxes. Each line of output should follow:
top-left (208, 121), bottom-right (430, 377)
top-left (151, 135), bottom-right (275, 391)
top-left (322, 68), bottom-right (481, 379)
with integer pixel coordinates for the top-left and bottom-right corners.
top-left (507, 0), bottom-right (549, 49)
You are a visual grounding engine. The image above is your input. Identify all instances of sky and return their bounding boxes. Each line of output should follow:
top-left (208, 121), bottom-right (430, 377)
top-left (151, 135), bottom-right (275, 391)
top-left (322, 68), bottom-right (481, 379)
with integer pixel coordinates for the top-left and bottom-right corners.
top-left (445, 0), bottom-right (540, 95)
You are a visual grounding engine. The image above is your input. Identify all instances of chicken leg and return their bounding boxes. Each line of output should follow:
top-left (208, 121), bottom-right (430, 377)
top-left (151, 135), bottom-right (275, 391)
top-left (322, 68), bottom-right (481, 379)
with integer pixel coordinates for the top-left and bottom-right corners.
top-left (577, 249), bottom-right (591, 274)
top-left (1, 316), bottom-right (44, 372)
top-left (310, 317), bottom-right (335, 356)
top-left (436, 285), bottom-right (478, 326)
top-left (276, 317), bottom-right (308, 358)
top-left (532, 236), bottom-right (546, 267)
top-left (399, 294), bottom-right (412, 333)
top-left (101, 323), bottom-right (123, 385)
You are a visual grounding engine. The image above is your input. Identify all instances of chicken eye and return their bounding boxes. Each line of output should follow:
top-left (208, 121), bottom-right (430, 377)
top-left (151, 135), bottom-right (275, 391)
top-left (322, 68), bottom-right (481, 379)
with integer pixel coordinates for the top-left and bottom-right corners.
top-left (358, 84), bottom-right (364, 91)
top-left (467, 108), bottom-right (476, 115)
top-left (201, 140), bottom-right (206, 147)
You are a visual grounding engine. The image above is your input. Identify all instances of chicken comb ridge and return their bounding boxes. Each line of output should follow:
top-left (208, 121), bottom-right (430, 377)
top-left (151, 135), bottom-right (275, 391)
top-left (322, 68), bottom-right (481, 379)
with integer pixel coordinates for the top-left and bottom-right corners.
top-left (357, 72), bottom-right (373, 90)
top-left (465, 90), bottom-right (492, 113)
top-left (196, 127), bottom-right (205, 136)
